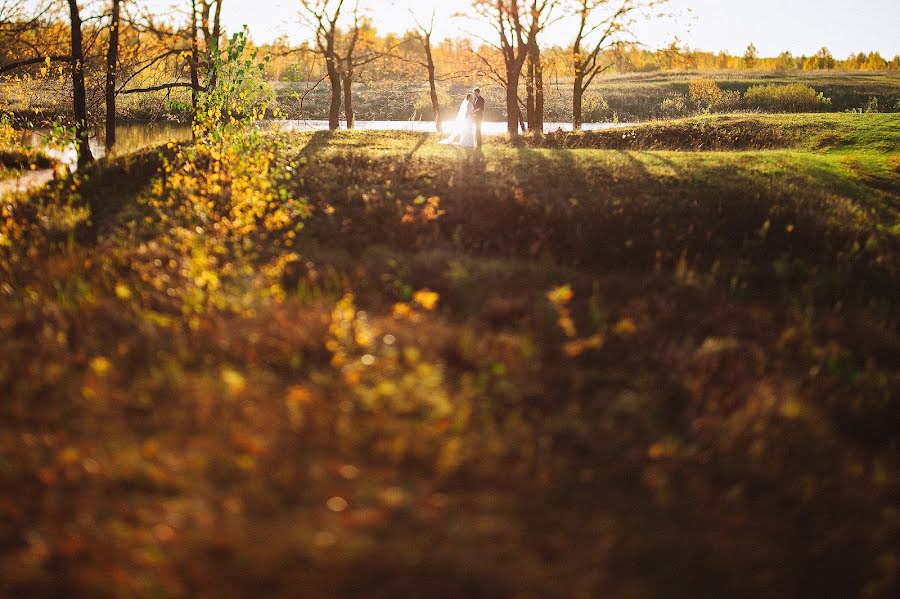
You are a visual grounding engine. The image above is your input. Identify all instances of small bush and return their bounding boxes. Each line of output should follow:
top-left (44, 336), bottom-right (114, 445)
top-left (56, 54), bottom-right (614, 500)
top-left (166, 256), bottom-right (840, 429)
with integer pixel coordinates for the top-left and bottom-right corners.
top-left (582, 94), bottom-right (613, 122)
top-left (688, 79), bottom-right (742, 112)
top-left (744, 83), bottom-right (832, 112)
top-left (658, 93), bottom-right (689, 118)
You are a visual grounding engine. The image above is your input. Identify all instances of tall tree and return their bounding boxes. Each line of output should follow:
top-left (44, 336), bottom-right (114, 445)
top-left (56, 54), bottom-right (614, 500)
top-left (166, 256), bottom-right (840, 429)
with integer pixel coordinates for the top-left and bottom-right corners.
top-left (743, 42), bottom-right (758, 69)
top-left (470, 1), bottom-right (530, 137)
top-left (525, 0), bottom-right (557, 133)
top-left (105, 0), bottom-right (121, 150)
top-left (336, 8), bottom-right (391, 129)
top-left (409, 9), bottom-right (442, 133)
top-left (570, 0), bottom-right (665, 130)
top-left (299, 0), bottom-right (345, 130)
top-left (67, 0), bottom-right (93, 168)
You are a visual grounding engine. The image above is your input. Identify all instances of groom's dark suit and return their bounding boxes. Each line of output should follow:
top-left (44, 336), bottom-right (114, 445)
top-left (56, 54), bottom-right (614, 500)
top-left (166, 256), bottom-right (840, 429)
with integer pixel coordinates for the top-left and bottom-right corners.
top-left (473, 95), bottom-right (486, 147)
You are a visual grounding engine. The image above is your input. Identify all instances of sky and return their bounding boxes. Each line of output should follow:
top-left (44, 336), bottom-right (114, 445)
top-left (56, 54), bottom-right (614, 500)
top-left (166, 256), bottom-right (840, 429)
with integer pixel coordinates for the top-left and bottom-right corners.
top-left (211, 0), bottom-right (900, 58)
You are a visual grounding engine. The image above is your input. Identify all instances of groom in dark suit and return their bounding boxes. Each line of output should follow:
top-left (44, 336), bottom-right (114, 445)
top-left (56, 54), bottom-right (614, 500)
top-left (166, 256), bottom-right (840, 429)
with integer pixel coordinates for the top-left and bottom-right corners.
top-left (473, 88), bottom-right (485, 148)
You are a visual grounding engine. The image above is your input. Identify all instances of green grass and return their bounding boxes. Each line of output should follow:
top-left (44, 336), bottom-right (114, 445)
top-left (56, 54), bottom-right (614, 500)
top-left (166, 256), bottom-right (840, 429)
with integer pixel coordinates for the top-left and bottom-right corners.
top-left (0, 114), bottom-right (898, 598)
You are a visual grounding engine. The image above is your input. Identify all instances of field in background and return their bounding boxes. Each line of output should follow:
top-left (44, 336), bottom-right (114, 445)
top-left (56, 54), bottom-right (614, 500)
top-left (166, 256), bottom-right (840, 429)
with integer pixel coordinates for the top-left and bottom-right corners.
top-left (277, 70), bottom-right (900, 122)
top-left (1, 113), bottom-right (898, 597)
top-left (3, 70), bottom-right (899, 126)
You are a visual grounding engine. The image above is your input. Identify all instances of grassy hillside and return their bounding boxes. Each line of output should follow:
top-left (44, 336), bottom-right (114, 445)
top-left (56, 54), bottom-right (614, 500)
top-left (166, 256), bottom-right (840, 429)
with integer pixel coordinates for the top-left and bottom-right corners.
top-left (272, 71), bottom-right (900, 123)
top-left (0, 114), bottom-right (898, 598)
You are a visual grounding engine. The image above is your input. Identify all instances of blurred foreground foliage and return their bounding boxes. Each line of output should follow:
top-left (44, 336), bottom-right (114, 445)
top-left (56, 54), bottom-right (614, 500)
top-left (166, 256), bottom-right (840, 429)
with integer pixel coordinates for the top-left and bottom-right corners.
top-left (0, 114), bottom-right (898, 598)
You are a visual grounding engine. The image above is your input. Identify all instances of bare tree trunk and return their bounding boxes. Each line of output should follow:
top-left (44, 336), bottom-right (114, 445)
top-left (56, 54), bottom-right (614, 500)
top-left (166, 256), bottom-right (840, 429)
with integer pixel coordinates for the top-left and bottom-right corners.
top-left (190, 0), bottom-right (200, 116)
top-left (68, 0), bottom-right (93, 168)
top-left (525, 54), bottom-right (535, 131)
top-left (206, 0), bottom-right (223, 91)
top-left (105, 0), bottom-right (121, 151)
top-left (506, 66), bottom-right (520, 137)
top-left (573, 76), bottom-right (584, 131)
top-left (532, 43), bottom-right (544, 133)
top-left (326, 63), bottom-right (341, 130)
top-left (424, 42), bottom-right (441, 133)
top-left (342, 73), bottom-right (354, 129)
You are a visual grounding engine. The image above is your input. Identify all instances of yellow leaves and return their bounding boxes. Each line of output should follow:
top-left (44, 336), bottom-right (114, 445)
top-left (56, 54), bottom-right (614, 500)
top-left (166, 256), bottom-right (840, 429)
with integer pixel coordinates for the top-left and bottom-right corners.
top-left (412, 289), bottom-right (440, 311)
top-left (563, 334), bottom-right (604, 358)
top-left (613, 318), bottom-right (638, 335)
top-left (392, 289), bottom-right (440, 322)
top-left (401, 196), bottom-right (444, 224)
top-left (285, 386), bottom-right (312, 429)
top-left (114, 282), bottom-right (132, 300)
top-left (780, 399), bottom-right (803, 419)
top-left (546, 285), bottom-right (573, 306)
top-left (392, 302), bottom-right (419, 321)
top-left (220, 367), bottom-right (247, 395)
top-left (89, 357), bottom-right (112, 377)
top-left (547, 285), bottom-right (576, 338)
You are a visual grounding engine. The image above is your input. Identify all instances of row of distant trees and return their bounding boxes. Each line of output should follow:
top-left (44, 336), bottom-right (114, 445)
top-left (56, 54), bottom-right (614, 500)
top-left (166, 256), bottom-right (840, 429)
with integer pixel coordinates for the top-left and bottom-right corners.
top-left (731, 44), bottom-right (897, 72)
top-left (292, 1), bottom-right (669, 136)
top-left (2, 0), bottom-right (898, 162)
top-left (0, 0), bottom-right (675, 147)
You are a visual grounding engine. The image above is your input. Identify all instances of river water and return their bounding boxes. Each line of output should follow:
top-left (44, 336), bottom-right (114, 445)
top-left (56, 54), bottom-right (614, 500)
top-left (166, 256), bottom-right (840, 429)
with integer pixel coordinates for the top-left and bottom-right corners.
top-left (23, 119), bottom-right (628, 160)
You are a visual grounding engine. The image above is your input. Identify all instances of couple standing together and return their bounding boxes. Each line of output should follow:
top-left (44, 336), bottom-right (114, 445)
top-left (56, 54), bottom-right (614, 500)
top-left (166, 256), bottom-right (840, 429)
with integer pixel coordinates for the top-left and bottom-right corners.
top-left (439, 88), bottom-right (485, 148)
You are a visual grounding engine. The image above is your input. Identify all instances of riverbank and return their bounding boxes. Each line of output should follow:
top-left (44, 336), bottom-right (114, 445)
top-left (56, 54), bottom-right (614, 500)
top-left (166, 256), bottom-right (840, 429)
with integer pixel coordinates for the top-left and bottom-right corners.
top-left (1, 114), bottom-right (898, 598)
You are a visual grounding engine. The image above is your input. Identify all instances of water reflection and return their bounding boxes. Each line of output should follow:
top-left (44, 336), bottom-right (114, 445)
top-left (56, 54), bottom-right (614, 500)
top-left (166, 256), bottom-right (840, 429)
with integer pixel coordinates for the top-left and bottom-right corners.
top-left (22, 121), bottom-right (193, 164)
top-left (22, 119), bottom-right (628, 165)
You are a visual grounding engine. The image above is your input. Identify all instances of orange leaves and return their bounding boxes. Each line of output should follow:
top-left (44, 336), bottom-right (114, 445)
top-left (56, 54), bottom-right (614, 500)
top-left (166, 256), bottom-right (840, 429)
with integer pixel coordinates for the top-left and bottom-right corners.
top-left (393, 289), bottom-right (440, 323)
top-left (412, 289), bottom-right (440, 311)
top-left (391, 302), bottom-right (419, 321)
top-left (89, 356), bottom-right (112, 377)
top-left (401, 195), bottom-right (444, 224)
top-left (547, 285), bottom-right (576, 338)
top-left (546, 285), bottom-right (574, 306)
top-left (220, 367), bottom-right (247, 396)
top-left (549, 285), bottom-right (638, 357)
top-left (613, 318), bottom-right (638, 335)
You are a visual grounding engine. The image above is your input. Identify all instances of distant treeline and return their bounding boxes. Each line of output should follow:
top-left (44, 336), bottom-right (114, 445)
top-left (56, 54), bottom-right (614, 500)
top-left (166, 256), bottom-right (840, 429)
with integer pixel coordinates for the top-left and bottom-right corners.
top-left (261, 38), bottom-right (900, 85)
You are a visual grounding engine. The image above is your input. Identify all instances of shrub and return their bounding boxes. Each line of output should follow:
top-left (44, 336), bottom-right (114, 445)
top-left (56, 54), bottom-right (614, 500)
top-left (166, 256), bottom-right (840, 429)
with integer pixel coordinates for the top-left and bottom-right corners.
top-left (658, 93), bottom-right (688, 118)
top-left (743, 83), bottom-right (832, 112)
top-left (582, 94), bottom-right (613, 122)
top-left (0, 113), bottom-right (17, 147)
top-left (688, 79), bottom-right (742, 112)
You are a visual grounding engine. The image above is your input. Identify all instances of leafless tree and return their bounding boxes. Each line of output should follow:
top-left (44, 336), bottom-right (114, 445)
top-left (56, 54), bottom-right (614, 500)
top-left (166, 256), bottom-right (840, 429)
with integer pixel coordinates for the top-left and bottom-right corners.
top-left (524, 1), bottom-right (559, 133)
top-left (569, 0), bottom-right (666, 129)
top-left (470, 1), bottom-right (554, 137)
top-left (408, 9), bottom-right (442, 133)
top-left (299, 0), bottom-right (345, 130)
top-left (105, 0), bottom-right (121, 149)
top-left (67, 0), bottom-right (93, 167)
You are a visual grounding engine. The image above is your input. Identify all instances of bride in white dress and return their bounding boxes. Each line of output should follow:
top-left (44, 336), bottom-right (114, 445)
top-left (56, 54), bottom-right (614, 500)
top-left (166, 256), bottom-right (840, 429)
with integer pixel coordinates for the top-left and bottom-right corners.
top-left (439, 94), bottom-right (475, 147)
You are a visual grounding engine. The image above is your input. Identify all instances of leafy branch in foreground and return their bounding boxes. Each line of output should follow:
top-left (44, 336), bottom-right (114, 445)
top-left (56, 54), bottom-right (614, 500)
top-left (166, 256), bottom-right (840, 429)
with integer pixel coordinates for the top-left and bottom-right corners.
top-left (148, 30), bottom-right (306, 315)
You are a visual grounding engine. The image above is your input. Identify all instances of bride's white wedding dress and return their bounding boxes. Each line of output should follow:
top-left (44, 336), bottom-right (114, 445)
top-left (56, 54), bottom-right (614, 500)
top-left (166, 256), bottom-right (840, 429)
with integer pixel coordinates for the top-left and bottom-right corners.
top-left (439, 99), bottom-right (475, 147)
